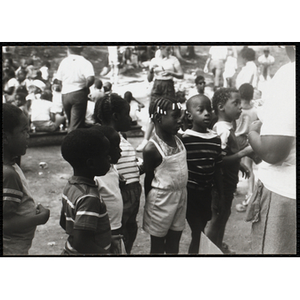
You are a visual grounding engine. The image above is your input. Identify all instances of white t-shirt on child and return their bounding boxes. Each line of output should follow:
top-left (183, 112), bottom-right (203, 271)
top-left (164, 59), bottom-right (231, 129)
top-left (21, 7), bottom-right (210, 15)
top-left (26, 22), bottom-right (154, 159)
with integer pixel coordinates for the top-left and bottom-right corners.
top-left (95, 166), bottom-right (123, 231)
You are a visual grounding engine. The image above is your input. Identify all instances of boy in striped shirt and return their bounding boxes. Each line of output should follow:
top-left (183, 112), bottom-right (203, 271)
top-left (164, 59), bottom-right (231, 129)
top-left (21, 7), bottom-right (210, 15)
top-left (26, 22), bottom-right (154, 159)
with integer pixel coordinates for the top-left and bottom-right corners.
top-left (181, 94), bottom-right (224, 254)
top-left (59, 127), bottom-right (112, 255)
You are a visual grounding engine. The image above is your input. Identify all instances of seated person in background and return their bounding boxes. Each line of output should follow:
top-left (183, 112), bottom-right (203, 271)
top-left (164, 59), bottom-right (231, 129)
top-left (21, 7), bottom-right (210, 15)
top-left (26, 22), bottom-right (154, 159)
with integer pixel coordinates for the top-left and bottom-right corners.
top-left (31, 90), bottom-right (65, 132)
top-left (103, 81), bottom-right (112, 95)
top-left (124, 91), bottom-right (145, 126)
top-left (3, 69), bottom-right (30, 103)
top-left (89, 79), bottom-right (105, 102)
top-left (12, 92), bottom-right (29, 117)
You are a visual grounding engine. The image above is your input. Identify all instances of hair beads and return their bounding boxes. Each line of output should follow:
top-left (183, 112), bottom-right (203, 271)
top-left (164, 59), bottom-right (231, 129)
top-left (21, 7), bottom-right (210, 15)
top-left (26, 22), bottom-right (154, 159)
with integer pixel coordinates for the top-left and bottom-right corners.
top-left (149, 97), bottom-right (181, 121)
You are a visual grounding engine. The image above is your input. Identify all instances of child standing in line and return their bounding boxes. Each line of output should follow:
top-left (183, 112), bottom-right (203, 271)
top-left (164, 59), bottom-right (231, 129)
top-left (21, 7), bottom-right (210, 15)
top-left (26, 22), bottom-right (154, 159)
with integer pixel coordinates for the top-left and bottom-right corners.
top-left (205, 88), bottom-right (253, 252)
top-left (93, 93), bottom-right (142, 254)
top-left (235, 83), bottom-right (260, 212)
top-left (181, 94), bottom-right (224, 254)
top-left (93, 125), bottom-right (126, 254)
top-left (3, 104), bottom-right (50, 255)
top-left (59, 127), bottom-right (112, 255)
top-left (143, 96), bottom-right (188, 254)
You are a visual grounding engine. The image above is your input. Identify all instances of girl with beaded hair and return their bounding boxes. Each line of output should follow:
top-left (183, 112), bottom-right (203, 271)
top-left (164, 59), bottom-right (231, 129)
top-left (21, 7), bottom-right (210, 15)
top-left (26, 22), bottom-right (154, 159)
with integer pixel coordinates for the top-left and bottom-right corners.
top-left (142, 96), bottom-right (188, 254)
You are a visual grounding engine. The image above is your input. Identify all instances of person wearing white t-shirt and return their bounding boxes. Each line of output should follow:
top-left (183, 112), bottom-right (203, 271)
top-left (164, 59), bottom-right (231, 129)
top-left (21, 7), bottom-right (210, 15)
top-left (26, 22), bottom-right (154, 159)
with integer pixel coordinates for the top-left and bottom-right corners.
top-left (235, 48), bottom-right (258, 89)
top-left (136, 46), bottom-right (183, 151)
top-left (31, 90), bottom-right (65, 132)
top-left (203, 46), bottom-right (228, 88)
top-left (257, 48), bottom-right (275, 81)
top-left (246, 46), bottom-right (296, 254)
top-left (55, 46), bottom-right (95, 132)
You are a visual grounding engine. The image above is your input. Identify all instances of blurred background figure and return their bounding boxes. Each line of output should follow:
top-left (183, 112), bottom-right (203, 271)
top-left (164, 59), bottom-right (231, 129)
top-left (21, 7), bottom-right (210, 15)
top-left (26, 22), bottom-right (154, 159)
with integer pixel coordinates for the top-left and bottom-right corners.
top-left (258, 47), bottom-right (275, 82)
top-left (203, 46), bottom-right (228, 89)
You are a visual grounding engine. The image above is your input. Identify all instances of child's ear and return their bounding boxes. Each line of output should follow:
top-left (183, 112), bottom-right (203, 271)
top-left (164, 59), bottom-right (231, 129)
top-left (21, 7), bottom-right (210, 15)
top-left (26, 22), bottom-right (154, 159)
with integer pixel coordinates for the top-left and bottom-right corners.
top-left (186, 111), bottom-right (193, 121)
top-left (218, 103), bottom-right (225, 112)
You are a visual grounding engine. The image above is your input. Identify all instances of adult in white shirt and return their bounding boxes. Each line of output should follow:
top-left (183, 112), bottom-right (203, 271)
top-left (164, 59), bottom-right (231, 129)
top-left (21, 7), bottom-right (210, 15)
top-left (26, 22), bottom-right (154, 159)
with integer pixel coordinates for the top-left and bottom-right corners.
top-left (203, 46), bottom-right (228, 88)
top-left (235, 47), bottom-right (258, 89)
top-left (136, 46), bottom-right (183, 151)
top-left (246, 46), bottom-right (296, 254)
top-left (55, 46), bottom-right (95, 132)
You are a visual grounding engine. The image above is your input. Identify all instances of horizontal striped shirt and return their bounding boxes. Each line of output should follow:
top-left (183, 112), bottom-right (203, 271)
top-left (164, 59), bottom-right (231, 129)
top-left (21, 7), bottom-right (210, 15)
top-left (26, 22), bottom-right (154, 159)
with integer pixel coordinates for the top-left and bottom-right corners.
top-left (3, 164), bottom-right (37, 255)
top-left (182, 129), bottom-right (222, 191)
top-left (60, 176), bottom-right (111, 254)
top-left (115, 133), bottom-right (140, 185)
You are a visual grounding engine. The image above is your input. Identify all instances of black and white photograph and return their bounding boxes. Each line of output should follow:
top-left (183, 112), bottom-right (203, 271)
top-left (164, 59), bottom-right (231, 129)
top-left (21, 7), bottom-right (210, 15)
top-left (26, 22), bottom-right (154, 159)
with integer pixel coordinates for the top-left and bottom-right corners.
top-left (1, 2), bottom-right (299, 299)
top-left (2, 43), bottom-right (296, 256)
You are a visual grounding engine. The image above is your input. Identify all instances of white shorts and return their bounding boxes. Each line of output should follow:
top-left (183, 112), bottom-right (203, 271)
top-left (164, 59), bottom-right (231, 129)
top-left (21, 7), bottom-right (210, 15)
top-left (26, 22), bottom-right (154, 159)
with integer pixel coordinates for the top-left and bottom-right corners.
top-left (143, 188), bottom-right (187, 237)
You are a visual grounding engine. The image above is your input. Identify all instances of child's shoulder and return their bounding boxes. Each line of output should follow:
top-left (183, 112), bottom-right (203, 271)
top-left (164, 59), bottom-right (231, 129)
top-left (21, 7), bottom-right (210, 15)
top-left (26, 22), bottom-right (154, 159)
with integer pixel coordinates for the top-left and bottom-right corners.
top-left (3, 164), bottom-right (23, 190)
top-left (213, 121), bottom-right (232, 133)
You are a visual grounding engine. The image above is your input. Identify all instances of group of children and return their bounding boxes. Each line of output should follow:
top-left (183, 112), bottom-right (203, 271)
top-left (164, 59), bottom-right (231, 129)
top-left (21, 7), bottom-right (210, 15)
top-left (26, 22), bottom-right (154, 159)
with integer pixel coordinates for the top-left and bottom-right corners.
top-left (3, 73), bottom-right (260, 255)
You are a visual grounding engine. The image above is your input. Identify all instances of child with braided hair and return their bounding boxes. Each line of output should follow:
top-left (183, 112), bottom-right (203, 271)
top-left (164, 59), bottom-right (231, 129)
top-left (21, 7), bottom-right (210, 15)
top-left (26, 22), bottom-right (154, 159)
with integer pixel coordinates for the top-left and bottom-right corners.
top-left (93, 93), bottom-right (142, 254)
top-left (143, 96), bottom-right (188, 254)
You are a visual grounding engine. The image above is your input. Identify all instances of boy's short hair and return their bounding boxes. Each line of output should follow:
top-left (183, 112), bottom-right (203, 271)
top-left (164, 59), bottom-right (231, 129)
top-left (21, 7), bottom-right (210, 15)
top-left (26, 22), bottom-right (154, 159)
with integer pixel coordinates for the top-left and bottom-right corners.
top-left (3, 103), bottom-right (24, 133)
top-left (212, 87), bottom-right (238, 115)
top-left (94, 79), bottom-right (103, 90)
top-left (242, 48), bottom-right (256, 62)
top-left (61, 128), bottom-right (109, 169)
top-left (195, 75), bottom-right (205, 85)
top-left (239, 83), bottom-right (254, 101)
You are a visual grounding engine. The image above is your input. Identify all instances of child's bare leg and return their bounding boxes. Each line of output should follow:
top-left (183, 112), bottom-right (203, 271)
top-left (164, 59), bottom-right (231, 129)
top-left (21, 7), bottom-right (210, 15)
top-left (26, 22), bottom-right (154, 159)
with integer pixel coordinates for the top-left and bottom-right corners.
top-left (165, 230), bottom-right (182, 254)
top-left (242, 156), bottom-right (254, 201)
top-left (150, 235), bottom-right (165, 254)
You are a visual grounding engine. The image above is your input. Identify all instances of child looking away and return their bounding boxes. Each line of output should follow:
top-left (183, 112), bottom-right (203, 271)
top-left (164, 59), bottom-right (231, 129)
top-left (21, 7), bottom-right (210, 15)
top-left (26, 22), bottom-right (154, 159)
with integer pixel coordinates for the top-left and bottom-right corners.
top-left (59, 127), bottom-right (112, 255)
top-left (143, 96), bottom-right (188, 254)
top-left (3, 104), bottom-right (50, 255)
top-left (205, 88), bottom-right (253, 252)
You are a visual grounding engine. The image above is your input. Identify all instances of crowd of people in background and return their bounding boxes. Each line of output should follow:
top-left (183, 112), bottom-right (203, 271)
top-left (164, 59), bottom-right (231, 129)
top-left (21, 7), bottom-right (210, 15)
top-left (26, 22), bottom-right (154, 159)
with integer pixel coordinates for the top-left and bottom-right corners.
top-left (2, 45), bottom-right (296, 256)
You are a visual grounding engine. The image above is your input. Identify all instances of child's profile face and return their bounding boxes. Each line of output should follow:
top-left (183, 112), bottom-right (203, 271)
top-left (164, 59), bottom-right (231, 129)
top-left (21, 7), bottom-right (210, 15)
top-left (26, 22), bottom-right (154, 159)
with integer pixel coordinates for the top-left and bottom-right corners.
top-left (159, 103), bottom-right (182, 135)
top-left (108, 132), bottom-right (122, 164)
top-left (223, 92), bottom-right (242, 121)
top-left (5, 113), bottom-right (30, 158)
top-left (188, 97), bottom-right (212, 132)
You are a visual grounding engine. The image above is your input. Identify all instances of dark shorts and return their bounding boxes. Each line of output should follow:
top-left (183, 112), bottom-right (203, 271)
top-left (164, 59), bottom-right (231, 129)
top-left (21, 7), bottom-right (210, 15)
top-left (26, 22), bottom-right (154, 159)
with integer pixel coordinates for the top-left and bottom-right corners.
top-left (186, 187), bottom-right (212, 224)
top-left (150, 79), bottom-right (175, 105)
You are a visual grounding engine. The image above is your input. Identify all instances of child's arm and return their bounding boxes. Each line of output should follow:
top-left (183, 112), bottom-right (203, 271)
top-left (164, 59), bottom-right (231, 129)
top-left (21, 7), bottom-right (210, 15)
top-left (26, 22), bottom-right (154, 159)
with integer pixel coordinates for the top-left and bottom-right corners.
top-left (143, 142), bottom-right (162, 197)
top-left (72, 229), bottom-right (110, 254)
top-left (3, 203), bottom-right (50, 235)
top-left (248, 120), bottom-right (294, 164)
top-left (222, 145), bottom-right (253, 166)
